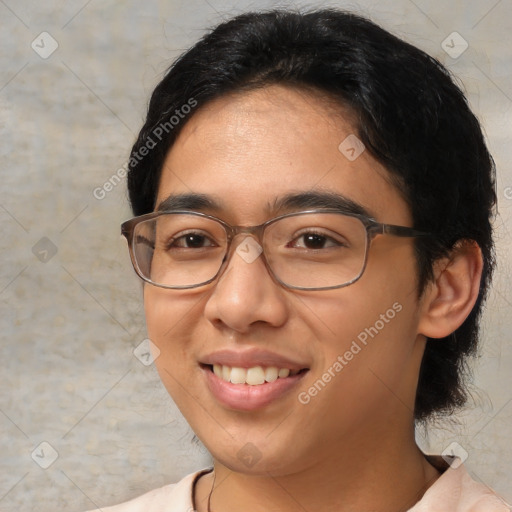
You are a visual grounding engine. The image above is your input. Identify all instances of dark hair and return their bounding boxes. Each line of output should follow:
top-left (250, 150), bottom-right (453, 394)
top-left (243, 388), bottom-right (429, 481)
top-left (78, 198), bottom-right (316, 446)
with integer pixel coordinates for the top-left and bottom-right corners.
top-left (127, 8), bottom-right (496, 422)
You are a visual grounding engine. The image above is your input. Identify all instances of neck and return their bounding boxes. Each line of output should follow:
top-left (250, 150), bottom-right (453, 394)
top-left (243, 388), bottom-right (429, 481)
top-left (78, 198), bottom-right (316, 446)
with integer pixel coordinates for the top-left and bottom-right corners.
top-left (195, 426), bottom-right (441, 512)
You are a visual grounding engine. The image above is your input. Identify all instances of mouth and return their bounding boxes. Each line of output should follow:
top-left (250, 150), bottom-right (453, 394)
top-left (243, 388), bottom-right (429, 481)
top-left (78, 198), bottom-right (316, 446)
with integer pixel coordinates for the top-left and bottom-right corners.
top-left (201, 363), bottom-right (308, 385)
top-left (200, 363), bottom-right (310, 410)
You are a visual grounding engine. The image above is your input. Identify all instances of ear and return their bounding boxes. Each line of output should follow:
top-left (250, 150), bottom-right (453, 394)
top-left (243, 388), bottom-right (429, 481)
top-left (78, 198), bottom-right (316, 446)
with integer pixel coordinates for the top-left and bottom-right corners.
top-left (417, 240), bottom-right (483, 339)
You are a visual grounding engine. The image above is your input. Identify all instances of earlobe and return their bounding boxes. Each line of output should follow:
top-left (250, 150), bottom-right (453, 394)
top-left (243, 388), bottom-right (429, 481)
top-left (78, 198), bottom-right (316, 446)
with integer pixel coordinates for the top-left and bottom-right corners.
top-left (417, 240), bottom-right (483, 339)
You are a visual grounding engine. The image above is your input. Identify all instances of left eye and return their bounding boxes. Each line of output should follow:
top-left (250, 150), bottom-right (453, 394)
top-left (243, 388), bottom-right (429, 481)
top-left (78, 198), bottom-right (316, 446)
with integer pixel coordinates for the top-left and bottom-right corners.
top-left (288, 231), bottom-right (342, 250)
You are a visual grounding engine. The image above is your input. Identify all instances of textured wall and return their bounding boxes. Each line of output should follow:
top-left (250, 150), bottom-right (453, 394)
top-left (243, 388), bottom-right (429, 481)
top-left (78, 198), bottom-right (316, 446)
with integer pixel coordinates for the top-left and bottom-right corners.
top-left (1, 0), bottom-right (511, 509)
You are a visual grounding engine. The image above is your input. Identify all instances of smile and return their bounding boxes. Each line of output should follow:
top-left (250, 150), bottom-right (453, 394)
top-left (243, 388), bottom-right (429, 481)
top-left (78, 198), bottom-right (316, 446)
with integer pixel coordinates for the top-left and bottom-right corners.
top-left (200, 363), bottom-right (309, 411)
top-left (210, 364), bottom-right (303, 385)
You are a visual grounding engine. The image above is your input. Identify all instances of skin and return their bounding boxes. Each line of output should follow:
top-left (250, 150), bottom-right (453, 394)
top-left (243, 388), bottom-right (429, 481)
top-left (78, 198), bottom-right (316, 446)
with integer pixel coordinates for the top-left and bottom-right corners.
top-left (143, 84), bottom-right (483, 512)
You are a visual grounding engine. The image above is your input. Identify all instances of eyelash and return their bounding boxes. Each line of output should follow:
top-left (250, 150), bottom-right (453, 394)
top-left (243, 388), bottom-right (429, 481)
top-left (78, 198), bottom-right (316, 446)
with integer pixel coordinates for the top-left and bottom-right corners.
top-left (287, 230), bottom-right (345, 249)
top-left (166, 231), bottom-right (217, 249)
top-left (165, 229), bottom-right (345, 250)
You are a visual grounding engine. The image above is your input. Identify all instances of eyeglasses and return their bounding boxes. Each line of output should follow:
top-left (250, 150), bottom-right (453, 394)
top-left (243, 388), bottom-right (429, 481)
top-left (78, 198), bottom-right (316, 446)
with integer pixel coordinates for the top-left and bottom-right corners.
top-left (121, 209), bottom-right (431, 291)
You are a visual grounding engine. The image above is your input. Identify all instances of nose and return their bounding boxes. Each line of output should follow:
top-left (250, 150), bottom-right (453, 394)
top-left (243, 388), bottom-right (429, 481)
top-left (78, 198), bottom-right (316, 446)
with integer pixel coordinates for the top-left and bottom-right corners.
top-left (203, 236), bottom-right (288, 333)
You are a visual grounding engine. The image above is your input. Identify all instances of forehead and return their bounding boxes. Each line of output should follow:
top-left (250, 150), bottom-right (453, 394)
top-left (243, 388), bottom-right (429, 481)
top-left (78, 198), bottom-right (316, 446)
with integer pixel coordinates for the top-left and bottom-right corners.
top-left (157, 85), bottom-right (411, 226)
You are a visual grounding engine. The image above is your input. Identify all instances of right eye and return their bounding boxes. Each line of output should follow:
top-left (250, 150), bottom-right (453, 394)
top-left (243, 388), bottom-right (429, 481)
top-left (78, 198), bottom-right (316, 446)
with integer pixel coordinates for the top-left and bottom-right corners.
top-left (166, 231), bottom-right (217, 249)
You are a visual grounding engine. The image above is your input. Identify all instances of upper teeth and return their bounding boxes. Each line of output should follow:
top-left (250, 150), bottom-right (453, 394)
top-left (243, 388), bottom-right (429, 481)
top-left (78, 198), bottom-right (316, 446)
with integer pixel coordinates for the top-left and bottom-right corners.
top-left (212, 364), bottom-right (299, 385)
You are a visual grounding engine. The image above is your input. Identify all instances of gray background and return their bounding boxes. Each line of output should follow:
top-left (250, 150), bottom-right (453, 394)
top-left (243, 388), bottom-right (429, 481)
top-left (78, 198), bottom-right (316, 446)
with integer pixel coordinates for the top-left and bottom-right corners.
top-left (0, 0), bottom-right (511, 509)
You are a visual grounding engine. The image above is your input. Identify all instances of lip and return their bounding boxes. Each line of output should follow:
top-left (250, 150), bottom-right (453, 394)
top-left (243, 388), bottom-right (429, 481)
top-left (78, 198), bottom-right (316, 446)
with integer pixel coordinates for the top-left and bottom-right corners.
top-left (199, 348), bottom-right (310, 411)
top-left (201, 365), bottom-right (308, 411)
top-left (200, 348), bottom-right (308, 371)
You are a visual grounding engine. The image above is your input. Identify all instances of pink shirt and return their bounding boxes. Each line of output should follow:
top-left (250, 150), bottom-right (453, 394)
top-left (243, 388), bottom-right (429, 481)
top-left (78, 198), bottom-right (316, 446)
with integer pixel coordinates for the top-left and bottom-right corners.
top-left (86, 457), bottom-right (510, 511)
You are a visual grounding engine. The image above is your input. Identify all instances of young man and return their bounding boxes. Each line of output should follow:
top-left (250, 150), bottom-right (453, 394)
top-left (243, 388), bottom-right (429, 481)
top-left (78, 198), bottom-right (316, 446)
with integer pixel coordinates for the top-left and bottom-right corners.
top-left (88, 8), bottom-right (508, 511)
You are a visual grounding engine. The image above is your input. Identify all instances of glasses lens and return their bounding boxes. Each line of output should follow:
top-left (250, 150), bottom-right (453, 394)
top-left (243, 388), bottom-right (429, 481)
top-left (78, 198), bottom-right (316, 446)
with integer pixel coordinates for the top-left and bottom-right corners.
top-left (131, 213), bottom-right (227, 288)
top-left (264, 212), bottom-right (368, 289)
top-left (129, 211), bottom-right (368, 290)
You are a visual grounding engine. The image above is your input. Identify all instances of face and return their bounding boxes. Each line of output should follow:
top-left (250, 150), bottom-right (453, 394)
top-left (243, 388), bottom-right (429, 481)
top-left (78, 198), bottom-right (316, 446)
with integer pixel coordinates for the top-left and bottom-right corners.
top-left (144, 85), bottom-right (427, 476)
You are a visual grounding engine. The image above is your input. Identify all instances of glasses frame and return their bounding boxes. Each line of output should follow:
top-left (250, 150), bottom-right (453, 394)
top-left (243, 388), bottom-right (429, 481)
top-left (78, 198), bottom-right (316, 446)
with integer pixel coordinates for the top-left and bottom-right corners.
top-left (121, 209), bottom-right (431, 291)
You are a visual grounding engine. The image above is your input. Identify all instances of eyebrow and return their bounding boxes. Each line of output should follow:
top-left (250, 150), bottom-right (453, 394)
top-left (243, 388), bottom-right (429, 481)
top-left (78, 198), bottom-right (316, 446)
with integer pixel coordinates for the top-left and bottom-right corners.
top-left (156, 191), bottom-right (375, 219)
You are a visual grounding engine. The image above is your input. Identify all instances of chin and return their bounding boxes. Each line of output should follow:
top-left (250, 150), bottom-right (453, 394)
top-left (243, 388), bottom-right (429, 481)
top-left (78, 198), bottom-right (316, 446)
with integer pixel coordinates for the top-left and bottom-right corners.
top-left (203, 436), bottom-right (312, 477)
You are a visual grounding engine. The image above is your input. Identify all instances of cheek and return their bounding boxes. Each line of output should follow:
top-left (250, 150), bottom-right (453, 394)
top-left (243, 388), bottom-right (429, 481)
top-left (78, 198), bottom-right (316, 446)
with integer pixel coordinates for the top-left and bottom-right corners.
top-left (144, 286), bottom-right (178, 336)
top-left (297, 289), bottom-right (413, 376)
top-left (297, 241), bottom-right (421, 392)
top-left (143, 286), bottom-right (208, 382)
top-left (350, 243), bottom-right (420, 361)
top-left (293, 294), bottom-right (420, 433)
top-left (144, 286), bottom-right (206, 339)
top-left (366, 236), bottom-right (420, 293)
top-left (143, 287), bottom-right (206, 414)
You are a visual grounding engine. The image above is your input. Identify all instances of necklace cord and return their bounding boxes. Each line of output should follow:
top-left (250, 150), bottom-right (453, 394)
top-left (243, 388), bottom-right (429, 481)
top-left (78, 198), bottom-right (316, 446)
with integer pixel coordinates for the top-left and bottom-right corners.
top-left (207, 468), bottom-right (216, 512)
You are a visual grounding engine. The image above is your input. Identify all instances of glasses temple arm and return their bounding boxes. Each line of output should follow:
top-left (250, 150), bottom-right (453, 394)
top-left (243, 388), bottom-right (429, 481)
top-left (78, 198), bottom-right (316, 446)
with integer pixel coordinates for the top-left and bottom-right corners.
top-left (373, 223), bottom-right (432, 238)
